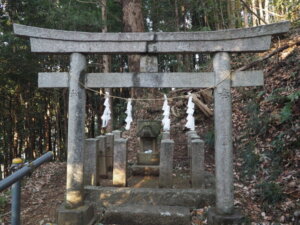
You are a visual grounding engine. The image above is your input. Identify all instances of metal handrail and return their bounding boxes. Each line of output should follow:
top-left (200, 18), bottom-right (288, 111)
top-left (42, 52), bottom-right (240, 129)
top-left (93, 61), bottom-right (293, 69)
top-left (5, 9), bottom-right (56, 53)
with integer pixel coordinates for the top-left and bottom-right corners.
top-left (0, 151), bottom-right (53, 225)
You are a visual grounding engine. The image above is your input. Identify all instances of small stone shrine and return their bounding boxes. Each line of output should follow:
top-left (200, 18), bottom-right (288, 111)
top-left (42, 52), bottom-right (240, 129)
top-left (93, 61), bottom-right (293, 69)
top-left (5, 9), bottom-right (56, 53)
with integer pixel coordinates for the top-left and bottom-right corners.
top-left (136, 120), bottom-right (161, 165)
top-left (132, 120), bottom-right (161, 176)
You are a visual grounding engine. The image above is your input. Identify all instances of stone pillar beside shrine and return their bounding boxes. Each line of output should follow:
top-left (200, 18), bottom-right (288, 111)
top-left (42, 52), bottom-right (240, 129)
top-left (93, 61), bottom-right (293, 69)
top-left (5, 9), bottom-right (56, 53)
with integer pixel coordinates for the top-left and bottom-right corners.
top-left (57, 53), bottom-right (96, 225)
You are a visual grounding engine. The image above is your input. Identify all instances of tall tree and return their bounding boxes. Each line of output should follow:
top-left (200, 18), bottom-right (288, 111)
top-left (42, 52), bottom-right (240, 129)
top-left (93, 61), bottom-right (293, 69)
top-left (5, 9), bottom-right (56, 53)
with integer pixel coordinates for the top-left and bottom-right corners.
top-left (121, 0), bottom-right (145, 98)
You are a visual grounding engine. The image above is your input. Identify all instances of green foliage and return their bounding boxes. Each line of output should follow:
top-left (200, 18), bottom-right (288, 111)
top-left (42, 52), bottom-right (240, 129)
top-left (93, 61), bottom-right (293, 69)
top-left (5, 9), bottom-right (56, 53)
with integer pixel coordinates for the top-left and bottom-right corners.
top-left (244, 100), bottom-right (271, 137)
top-left (241, 141), bottom-right (259, 179)
top-left (256, 181), bottom-right (284, 205)
top-left (203, 129), bottom-right (214, 150)
top-left (280, 103), bottom-right (292, 123)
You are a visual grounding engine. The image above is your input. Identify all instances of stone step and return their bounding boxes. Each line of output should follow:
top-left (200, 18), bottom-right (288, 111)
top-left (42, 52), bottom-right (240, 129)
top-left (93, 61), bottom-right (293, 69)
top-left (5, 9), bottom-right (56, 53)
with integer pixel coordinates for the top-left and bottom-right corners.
top-left (131, 165), bottom-right (159, 176)
top-left (85, 186), bottom-right (215, 210)
top-left (102, 204), bottom-right (191, 225)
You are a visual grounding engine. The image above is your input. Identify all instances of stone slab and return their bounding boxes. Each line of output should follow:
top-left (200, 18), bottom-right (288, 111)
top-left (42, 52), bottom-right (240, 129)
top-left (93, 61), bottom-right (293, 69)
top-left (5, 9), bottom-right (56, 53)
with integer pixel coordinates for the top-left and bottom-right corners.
top-left (38, 71), bottom-right (264, 88)
top-left (191, 139), bottom-right (205, 188)
top-left (56, 203), bottom-right (96, 225)
top-left (137, 152), bottom-right (160, 165)
top-left (159, 139), bottom-right (174, 188)
top-left (102, 204), bottom-right (191, 225)
top-left (148, 36), bottom-right (271, 53)
top-left (84, 138), bottom-right (99, 186)
top-left (85, 186), bottom-right (215, 209)
top-left (113, 138), bottom-right (128, 187)
top-left (131, 165), bottom-right (159, 176)
top-left (14, 23), bottom-right (154, 41)
top-left (96, 135), bottom-right (107, 178)
top-left (14, 21), bottom-right (289, 42)
top-left (112, 130), bottom-right (122, 139)
top-left (207, 207), bottom-right (245, 225)
top-left (105, 133), bottom-right (114, 171)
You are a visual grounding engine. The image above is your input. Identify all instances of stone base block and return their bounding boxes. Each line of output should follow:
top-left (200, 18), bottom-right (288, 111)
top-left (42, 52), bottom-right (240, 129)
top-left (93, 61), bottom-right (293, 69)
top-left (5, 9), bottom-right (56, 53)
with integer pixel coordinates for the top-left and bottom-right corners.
top-left (137, 152), bottom-right (160, 165)
top-left (56, 203), bottom-right (96, 225)
top-left (131, 165), bottom-right (159, 176)
top-left (207, 208), bottom-right (245, 225)
top-left (102, 204), bottom-right (190, 225)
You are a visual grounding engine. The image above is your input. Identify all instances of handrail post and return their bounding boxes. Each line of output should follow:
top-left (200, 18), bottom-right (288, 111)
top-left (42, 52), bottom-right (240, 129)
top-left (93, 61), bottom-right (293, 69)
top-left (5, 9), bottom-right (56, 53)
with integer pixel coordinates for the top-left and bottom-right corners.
top-left (11, 158), bottom-right (23, 225)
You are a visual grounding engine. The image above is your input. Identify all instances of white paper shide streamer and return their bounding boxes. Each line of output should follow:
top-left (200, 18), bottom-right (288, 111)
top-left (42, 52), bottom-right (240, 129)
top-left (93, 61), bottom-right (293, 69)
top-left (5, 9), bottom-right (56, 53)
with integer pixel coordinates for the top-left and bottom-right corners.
top-left (185, 93), bottom-right (195, 131)
top-left (162, 94), bottom-right (171, 131)
top-left (125, 98), bottom-right (133, 130)
top-left (101, 92), bottom-right (111, 128)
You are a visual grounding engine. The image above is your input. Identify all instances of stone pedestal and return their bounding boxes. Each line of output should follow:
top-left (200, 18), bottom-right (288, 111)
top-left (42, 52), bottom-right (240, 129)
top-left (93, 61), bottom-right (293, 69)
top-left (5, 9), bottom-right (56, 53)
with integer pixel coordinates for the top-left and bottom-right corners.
top-left (191, 139), bottom-right (205, 188)
top-left (162, 131), bottom-right (170, 140)
top-left (207, 208), bottom-right (245, 225)
top-left (84, 138), bottom-right (99, 186)
top-left (56, 203), bottom-right (96, 225)
top-left (105, 133), bottom-right (114, 171)
top-left (186, 131), bottom-right (198, 168)
top-left (113, 138), bottom-right (128, 187)
top-left (96, 135), bottom-right (108, 178)
top-left (159, 139), bottom-right (174, 188)
top-left (112, 130), bottom-right (122, 140)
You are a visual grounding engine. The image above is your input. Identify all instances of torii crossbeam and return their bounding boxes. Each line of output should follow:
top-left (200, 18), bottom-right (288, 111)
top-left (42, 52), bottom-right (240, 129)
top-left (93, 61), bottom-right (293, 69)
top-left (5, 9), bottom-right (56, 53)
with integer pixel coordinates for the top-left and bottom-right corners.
top-left (14, 21), bottom-right (290, 225)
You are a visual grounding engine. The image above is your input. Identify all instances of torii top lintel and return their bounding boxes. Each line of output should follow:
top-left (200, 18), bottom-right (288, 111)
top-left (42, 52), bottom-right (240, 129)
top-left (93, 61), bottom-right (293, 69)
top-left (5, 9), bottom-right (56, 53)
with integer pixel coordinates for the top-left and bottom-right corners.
top-left (13, 21), bottom-right (290, 54)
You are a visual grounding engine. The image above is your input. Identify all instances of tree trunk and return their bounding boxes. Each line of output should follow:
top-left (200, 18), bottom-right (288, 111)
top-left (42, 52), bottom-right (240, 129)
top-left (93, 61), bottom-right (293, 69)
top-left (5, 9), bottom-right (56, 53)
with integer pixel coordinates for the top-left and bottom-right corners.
top-left (258, 0), bottom-right (264, 22)
top-left (244, 6), bottom-right (249, 27)
top-left (122, 0), bottom-right (145, 98)
top-left (251, 0), bottom-right (258, 26)
top-left (101, 0), bottom-right (113, 132)
top-left (264, 0), bottom-right (270, 23)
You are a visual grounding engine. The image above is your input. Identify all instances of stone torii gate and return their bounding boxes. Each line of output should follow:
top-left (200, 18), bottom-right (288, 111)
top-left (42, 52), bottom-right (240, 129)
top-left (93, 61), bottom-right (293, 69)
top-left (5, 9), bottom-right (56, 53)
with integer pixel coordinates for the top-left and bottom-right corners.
top-left (14, 21), bottom-right (290, 225)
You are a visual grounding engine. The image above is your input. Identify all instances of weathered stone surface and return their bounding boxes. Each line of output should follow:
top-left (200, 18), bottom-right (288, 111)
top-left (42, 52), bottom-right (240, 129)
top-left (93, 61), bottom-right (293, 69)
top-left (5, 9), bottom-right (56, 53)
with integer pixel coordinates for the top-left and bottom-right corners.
top-left (30, 36), bottom-right (271, 53)
top-left (84, 138), bottom-right (99, 186)
top-left (131, 165), bottom-right (159, 176)
top-left (113, 138), bottom-right (128, 187)
top-left (65, 53), bottom-right (86, 209)
top-left (14, 21), bottom-right (290, 53)
top-left (14, 23), bottom-right (154, 41)
top-left (207, 207), bottom-right (245, 225)
top-left (96, 135), bottom-right (107, 178)
top-left (148, 36), bottom-right (271, 53)
top-left (85, 186), bottom-right (215, 209)
top-left (213, 52), bottom-right (234, 214)
top-left (159, 139), bottom-right (174, 188)
top-left (191, 139), bottom-right (205, 188)
top-left (137, 120), bottom-right (161, 138)
top-left (140, 55), bottom-right (158, 72)
top-left (137, 152), bottom-right (159, 165)
top-left (14, 22), bottom-right (289, 42)
top-left (162, 131), bottom-right (170, 140)
top-left (112, 130), bottom-right (122, 139)
top-left (38, 71), bottom-right (264, 88)
top-left (102, 204), bottom-right (191, 225)
top-left (105, 133), bottom-right (114, 171)
top-left (30, 38), bottom-right (148, 53)
top-left (56, 203), bottom-right (95, 225)
top-left (186, 131), bottom-right (198, 168)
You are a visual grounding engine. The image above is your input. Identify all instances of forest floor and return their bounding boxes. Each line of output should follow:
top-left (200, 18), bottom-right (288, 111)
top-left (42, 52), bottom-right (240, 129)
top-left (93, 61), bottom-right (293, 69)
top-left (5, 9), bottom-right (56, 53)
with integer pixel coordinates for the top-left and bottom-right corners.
top-left (0, 29), bottom-right (299, 225)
